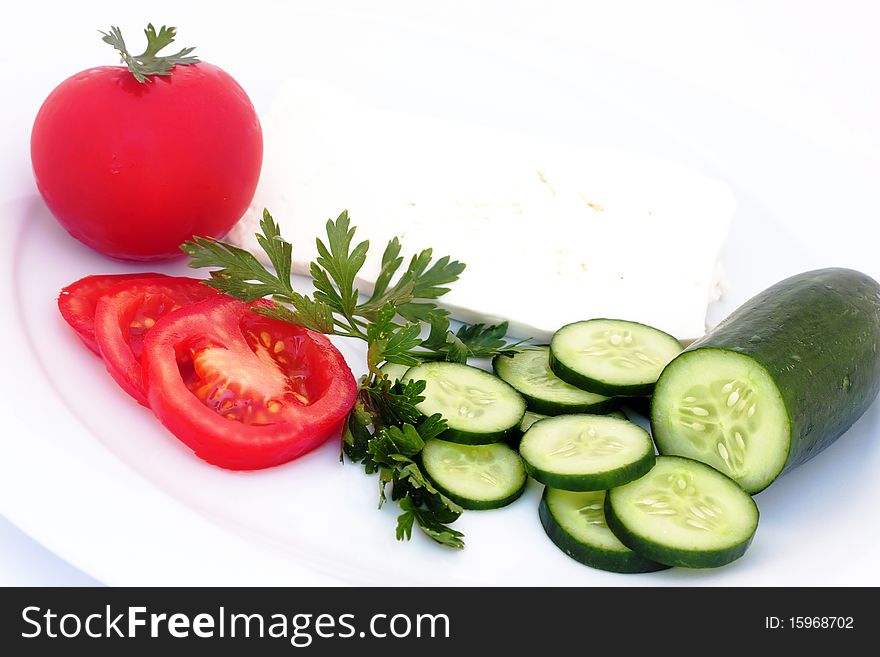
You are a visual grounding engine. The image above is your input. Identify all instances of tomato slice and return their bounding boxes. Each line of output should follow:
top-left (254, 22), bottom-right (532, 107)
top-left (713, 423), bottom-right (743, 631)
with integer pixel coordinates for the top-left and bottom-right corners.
top-left (93, 277), bottom-right (218, 405)
top-left (58, 273), bottom-right (165, 354)
top-left (141, 296), bottom-right (357, 470)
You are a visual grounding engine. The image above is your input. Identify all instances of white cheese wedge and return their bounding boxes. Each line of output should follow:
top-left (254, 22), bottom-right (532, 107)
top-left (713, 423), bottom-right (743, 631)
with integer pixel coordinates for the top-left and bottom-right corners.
top-left (229, 80), bottom-right (734, 341)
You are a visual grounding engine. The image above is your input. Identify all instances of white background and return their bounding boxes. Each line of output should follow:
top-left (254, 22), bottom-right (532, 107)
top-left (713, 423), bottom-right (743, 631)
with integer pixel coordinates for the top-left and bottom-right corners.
top-left (1, 1), bottom-right (878, 584)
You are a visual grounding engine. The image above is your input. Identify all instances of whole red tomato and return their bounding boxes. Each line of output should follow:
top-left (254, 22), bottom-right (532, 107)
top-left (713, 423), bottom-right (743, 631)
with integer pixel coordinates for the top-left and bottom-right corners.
top-left (31, 25), bottom-right (262, 260)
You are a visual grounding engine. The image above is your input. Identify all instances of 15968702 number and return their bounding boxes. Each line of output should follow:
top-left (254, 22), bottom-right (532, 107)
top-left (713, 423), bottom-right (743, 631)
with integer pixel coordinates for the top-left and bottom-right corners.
top-left (790, 617), bottom-right (853, 629)
top-left (764, 616), bottom-right (855, 630)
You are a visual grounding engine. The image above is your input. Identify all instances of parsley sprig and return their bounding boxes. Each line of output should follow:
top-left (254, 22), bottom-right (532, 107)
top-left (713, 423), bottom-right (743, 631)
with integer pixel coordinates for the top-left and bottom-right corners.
top-left (343, 384), bottom-right (465, 548)
top-left (182, 210), bottom-right (525, 373)
top-left (182, 209), bottom-right (527, 547)
top-left (101, 24), bottom-right (199, 83)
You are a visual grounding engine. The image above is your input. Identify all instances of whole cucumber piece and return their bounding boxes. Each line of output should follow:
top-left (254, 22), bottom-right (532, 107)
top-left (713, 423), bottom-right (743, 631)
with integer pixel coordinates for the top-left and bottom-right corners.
top-left (651, 268), bottom-right (880, 493)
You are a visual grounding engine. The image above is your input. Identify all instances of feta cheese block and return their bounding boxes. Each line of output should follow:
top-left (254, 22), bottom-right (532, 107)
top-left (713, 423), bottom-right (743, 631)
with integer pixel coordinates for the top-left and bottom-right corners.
top-left (228, 80), bottom-right (735, 341)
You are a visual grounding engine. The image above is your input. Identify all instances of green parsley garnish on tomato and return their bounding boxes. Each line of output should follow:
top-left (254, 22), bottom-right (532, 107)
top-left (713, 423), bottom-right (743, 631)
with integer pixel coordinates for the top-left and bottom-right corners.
top-left (182, 210), bottom-right (527, 547)
top-left (100, 24), bottom-right (200, 83)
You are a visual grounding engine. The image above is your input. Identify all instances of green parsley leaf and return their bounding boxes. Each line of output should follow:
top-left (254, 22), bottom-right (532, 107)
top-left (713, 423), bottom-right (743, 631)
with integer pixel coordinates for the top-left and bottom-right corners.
top-left (453, 321), bottom-right (529, 358)
top-left (256, 293), bottom-right (336, 335)
top-left (100, 24), bottom-right (199, 83)
top-left (398, 495), bottom-right (465, 549)
top-left (255, 210), bottom-right (294, 291)
top-left (312, 211), bottom-right (369, 320)
top-left (361, 378), bottom-right (426, 428)
top-left (341, 402), bottom-right (374, 465)
top-left (395, 502), bottom-right (416, 541)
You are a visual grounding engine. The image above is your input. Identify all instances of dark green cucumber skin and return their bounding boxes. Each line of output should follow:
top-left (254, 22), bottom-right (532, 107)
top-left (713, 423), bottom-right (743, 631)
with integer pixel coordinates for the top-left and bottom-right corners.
top-left (604, 489), bottom-right (757, 569)
top-left (521, 449), bottom-right (655, 492)
top-left (539, 490), bottom-right (670, 573)
top-left (653, 268), bottom-right (880, 490)
top-left (424, 469), bottom-right (527, 511)
top-left (437, 421), bottom-right (522, 445)
top-left (549, 350), bottom-right (657, 397)
top-left (492, 354), bottom-right (621, 416)
top-left (504, 430), bottom-right (526, 449)
top-left (522, 391), bottom-right (619, 416)
top-left (509, 385), bottom-right (620, 416)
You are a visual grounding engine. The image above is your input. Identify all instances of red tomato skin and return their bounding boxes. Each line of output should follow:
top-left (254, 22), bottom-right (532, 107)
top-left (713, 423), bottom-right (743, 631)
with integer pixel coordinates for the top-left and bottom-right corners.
top-left (142, 297), bottom-right (358, 470)
top-left (58, 272), bottom-right (165, 354)
top-left (31, 63), bottom-right (262, 260)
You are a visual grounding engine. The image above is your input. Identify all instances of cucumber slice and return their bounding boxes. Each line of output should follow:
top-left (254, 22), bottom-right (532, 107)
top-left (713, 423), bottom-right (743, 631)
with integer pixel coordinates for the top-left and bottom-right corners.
top-left (378, 361), bottom-right (411, 383)
top-left (520, 410), bottom-right (548, 433)
top-left (540, 488), bottom-right (669, 573)
top-left (608, 410), bottom-right (627, 421)
top-left (403, 362), bottom-right (526, 444)
top-left (519, 414), bottom-right (655, 491)
top-left (550, 319), bottom-right (683, 396)
top-left (493, 347), bottom-right (617, 415)
top-left (605, 456), bottom-right (759, 569)
top-left (421, 439), bottom-right (527, 510)
top-left (652, 349), bottom-right (789, 493)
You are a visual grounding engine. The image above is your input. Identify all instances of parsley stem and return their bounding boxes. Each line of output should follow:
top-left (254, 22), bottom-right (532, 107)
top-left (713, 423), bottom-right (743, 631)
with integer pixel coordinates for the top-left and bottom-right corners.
top-left (334, 329), bottom-right (365, 340)
top-left (333, 318), bottom-right (368, 340)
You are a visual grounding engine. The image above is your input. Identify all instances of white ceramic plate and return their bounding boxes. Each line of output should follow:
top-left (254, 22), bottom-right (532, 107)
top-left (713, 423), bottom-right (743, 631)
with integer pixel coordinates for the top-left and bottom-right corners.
top-left (2, 181), bottom-right (878, 586)
top-left (2, 4), bottom-right (879, 586)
